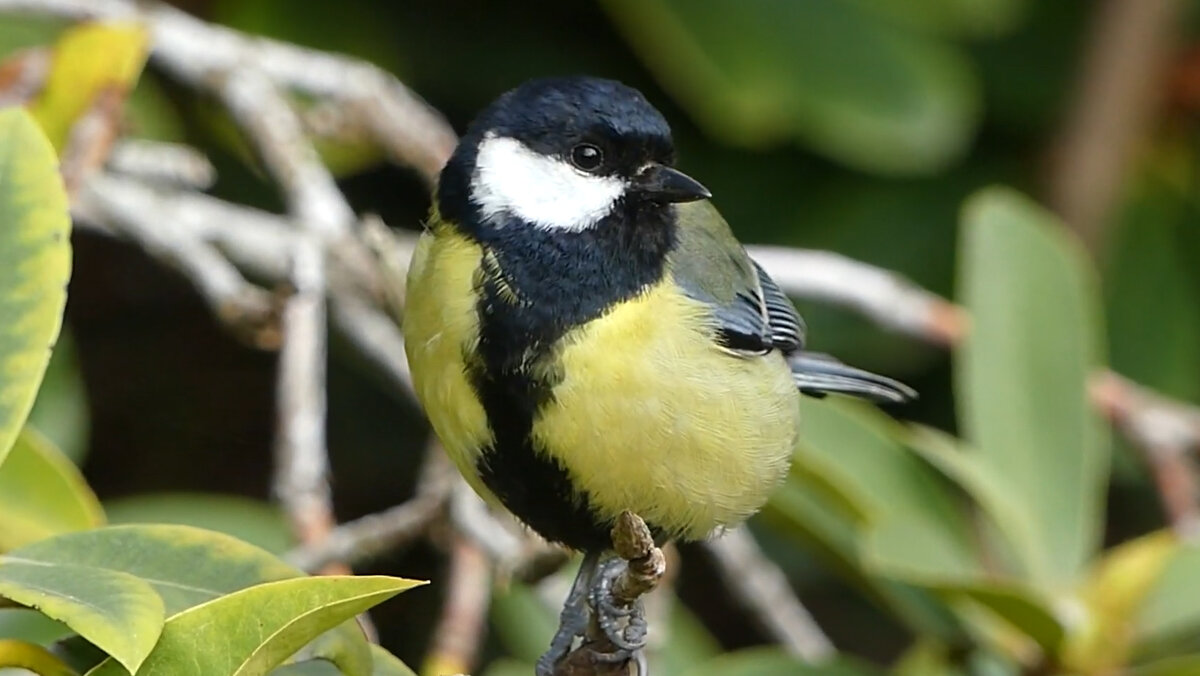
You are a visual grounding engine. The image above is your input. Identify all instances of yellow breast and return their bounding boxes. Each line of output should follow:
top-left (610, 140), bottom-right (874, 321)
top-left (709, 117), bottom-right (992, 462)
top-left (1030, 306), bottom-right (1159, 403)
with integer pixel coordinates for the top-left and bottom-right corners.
top-left (532, 278), bottom-right (800, 541)
top-left (405, 226), bottom-right (800, 542)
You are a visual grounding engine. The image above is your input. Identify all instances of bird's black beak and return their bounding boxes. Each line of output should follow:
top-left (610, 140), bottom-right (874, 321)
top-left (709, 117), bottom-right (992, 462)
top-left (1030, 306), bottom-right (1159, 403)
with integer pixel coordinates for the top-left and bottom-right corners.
top-left (635, 164), bottom-right (712, 203)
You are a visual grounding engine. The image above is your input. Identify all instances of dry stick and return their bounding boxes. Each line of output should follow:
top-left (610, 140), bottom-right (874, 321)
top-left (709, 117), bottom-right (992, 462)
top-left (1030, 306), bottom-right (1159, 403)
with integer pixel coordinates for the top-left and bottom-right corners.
top-left (273, 239), bottom-right (345, 574)
top-left (1045, 0), bottom-right (1181, 256)
top-left (287, 445), bottom-right (456, 572)
top-left (0, 0), bottom-right (457, 186)
top-left (108, 138), bottom-right (216, 189)
top-left (703, 528), bottom-right (835, 661)
top-left (423, 535), bottom-right (492, 676)
top-left (1091, 372), bottom-right (1200, 538)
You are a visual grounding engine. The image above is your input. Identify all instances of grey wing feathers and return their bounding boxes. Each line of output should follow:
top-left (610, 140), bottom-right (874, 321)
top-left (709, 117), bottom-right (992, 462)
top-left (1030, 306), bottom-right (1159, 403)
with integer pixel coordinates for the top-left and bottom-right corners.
top-left (669, 201), bottom-right (915, 404)
top-left (754, 261), bottom-right (805, 353)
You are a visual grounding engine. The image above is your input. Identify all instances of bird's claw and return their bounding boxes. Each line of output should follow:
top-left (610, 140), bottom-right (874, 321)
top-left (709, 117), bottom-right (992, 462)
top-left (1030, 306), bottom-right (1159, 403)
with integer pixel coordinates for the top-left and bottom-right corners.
top-left (588, 557), bottom-right (649, 660)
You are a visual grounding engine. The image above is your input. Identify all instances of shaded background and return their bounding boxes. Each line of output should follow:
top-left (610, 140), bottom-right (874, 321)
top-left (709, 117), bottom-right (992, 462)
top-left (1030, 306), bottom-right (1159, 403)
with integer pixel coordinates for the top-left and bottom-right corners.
top-left (7, 0), bottom-right (1200, 671)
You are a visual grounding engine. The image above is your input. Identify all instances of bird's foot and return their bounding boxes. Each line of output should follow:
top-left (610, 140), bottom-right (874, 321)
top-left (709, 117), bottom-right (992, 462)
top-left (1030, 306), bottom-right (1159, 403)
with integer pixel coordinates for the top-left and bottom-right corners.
top-left (588, 556), bottom-right (648, 661)
top-left (536, 554), bottom-right (598, 676)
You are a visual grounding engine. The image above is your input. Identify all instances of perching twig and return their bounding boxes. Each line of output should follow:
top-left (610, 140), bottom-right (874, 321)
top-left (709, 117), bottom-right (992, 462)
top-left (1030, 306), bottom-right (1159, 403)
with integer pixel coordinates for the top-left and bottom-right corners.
top-left (555, 512), bottom-right (665, 676)
top-left (703, 528), bottom-right (835, 661)
top-left (1091, 372), bottom-right (1200, 539)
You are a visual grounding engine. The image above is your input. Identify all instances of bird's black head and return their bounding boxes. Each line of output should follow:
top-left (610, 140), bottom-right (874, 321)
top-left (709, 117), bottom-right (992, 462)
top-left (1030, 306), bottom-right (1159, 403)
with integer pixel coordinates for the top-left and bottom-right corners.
top-left (437, 76), bottom-right (710, 234)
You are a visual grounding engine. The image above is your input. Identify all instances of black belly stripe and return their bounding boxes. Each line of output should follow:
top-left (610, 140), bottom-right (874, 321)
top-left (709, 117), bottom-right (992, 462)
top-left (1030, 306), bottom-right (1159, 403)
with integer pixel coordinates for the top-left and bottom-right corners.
top-left (464, 204), bottom-right (676, 551)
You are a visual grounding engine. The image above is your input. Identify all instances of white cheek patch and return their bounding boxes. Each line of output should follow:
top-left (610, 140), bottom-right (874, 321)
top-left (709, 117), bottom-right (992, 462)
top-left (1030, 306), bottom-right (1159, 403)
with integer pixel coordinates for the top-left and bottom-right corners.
top-left (471, 134), bottom-right (626, 231)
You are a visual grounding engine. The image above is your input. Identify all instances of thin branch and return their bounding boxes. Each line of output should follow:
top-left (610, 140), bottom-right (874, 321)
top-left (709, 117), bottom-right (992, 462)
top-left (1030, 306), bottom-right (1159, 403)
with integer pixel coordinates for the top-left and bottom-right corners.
top-left (747, 245), bottom-right (967, 346)
top-left (422, 535), bottom-right (492, 676)
top-left (703, 528), bottom-right (835, 662)
top-left (1091, 372), bottom-right (1200, 538)
top-left (1045, 0), bottom-right (1181, 255)
top-left (273, 238), bottom-right (341, 572)
top-left (285, 444), bottom-right (455, 572)
top-left (219, 67), bottom-right (354, 238)
top-left (0, 0), bottom-right (457, 185)
top-left (74, 175), bottom-right (277, 345)
top-left (108, 139), bottom-right (216, 189)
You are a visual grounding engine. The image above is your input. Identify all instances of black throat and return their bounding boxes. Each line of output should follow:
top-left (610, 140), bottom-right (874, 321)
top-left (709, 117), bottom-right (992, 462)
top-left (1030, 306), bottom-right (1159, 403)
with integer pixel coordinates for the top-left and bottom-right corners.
top-left (461, 202), bottom-right (676, 550)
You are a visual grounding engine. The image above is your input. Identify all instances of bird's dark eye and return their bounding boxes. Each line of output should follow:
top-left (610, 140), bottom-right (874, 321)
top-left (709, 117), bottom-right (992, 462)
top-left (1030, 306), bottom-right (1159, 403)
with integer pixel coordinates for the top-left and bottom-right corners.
top-left (570, 144), bottom-right (604, 172)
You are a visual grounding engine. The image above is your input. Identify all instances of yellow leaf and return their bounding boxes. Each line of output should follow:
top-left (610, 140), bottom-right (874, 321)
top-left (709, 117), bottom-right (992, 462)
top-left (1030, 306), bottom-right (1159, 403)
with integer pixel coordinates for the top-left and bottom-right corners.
top-left (28, 22), bottom-right (148, 149)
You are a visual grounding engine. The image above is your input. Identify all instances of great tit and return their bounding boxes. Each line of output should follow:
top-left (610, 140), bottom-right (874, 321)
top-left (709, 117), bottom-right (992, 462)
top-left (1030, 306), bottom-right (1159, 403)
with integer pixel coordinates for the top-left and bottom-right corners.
top-left (403, 76), bottom-right (914, 672)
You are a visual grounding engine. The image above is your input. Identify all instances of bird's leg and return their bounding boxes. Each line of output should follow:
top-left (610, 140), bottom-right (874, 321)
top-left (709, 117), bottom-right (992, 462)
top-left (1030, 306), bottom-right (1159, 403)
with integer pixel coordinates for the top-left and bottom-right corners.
top-left (588, 555), bottom-right (649, 660)
top-left (536, 551), bottom-right (601, 676)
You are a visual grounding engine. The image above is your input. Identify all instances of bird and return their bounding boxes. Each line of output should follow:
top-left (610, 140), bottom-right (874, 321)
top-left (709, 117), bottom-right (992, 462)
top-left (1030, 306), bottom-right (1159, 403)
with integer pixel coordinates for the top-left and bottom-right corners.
top-left (402, 75), bottom-right (915, 674)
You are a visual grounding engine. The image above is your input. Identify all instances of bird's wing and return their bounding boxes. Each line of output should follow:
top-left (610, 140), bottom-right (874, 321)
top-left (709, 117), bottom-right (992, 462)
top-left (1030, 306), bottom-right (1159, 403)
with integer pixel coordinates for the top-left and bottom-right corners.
top-left (667, 200), bottom-right (789, 357)
top-left (668, 200), bottom-right (915, 404)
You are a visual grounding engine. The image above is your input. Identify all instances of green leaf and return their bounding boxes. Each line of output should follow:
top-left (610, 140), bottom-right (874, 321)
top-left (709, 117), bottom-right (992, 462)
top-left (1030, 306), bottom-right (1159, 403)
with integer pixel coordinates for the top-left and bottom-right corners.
top-left (901, 426), bottom-right (1036, 577)
top-left (0, 557), bottom-right (163, 674)
top-left (365, 645), bottom-right (416, 676)
top-left (1105, 174), bottom-right (1200, 404)
top-left (957, 187), bottom-right (1108, 587)
top-left (8, 525), bottom-right (400, 676)
top-left (85, 576), bottom-right (422, 676)
top-left (103, 493), bottom-right (291, 555)
top-left (857, 0), bottom-right (1028, 37)
top-left (679, 647), bottom-right (884, 676)
top-left (0, 107), bottom-right (71, 468)
top-left (8, 525), bottom-right (299, 615)
top-left (1132, 655), bottom-right (1200, 676)
top-left (0, 638), bottom-right (79, 676)
top-left (27, 332), bottom-right (89, 464)
top-left (1132, 541), bottom-right (1200, 659)
top-left (0, 427), bottom-right (103, 551)
top-left (0, 608), bottom-right (72, 644)
top-left (267, 648), bottom-right (417, 676)
top-left (601, 0), bottom-right (979, 175)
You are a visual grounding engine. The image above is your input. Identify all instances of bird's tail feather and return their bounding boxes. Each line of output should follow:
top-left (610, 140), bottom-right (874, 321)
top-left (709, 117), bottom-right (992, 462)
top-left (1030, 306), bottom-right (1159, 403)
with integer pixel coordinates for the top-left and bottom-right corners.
top-left (789, 352), bottom-right (917, 404)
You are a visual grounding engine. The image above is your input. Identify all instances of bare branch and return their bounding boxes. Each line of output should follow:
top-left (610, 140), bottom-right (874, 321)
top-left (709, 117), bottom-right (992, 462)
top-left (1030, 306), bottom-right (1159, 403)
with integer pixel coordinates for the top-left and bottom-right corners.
top-left (423, 535), bottom-right (492, 676)
top-left (1045, 0), bottom-right (1181, 255)
top-left (274, 238), bottom-right (338, 568)
top-left (74, 175), bottom-right (277, 344)
top-left (1091, 372), bottom-right (1200, 538)
top-left (0, 0), bottom-right (457, 185)
top-left (219, 67), bottom-right (354, 237)
top-left (286, 444), bottom-right (455, 572)
top-left (747, 245), bottom-right (967, 346)
top-left (703, 528), bottom-right (835, 662)
top-left (108, 139), bottom-right (216, 190)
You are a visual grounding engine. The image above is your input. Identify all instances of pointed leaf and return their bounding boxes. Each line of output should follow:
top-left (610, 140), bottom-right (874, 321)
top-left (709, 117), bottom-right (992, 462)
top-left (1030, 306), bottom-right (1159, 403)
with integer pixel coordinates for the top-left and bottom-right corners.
top-left (957, 187), bottom-right (1108, 586)
top-left (0, 107), bottom-right (71, 468)
top-left (11, 525), bottom-right (390, 676)
top-left (86, 576), bottom-right (422, 676)
top-left (9, 524), bottom-right (299, 615)
top-left (0, 427), bottom-right (103, 551)
top-left (0, 557), bottom-right (163, 673)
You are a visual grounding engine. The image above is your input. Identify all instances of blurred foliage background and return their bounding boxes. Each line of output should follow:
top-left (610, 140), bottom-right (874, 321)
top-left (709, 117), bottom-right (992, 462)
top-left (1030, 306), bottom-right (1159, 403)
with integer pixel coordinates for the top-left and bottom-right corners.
top-left (3, 0), bottom-right (1200, 674)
